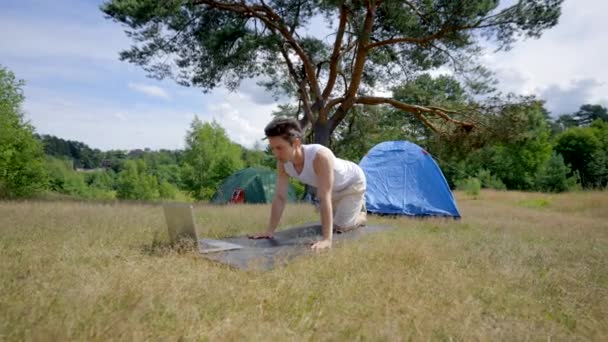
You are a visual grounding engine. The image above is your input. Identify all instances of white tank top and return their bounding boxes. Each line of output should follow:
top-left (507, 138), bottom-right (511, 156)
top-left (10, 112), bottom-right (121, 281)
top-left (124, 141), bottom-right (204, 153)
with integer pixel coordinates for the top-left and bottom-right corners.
top-left (284, 144), bottom-right (365, 192)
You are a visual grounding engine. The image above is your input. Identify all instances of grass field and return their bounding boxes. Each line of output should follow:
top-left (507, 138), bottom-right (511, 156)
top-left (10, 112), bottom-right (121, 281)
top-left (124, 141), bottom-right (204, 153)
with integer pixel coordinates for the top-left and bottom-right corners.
top-left (1, 190), bottom-right (607, 340)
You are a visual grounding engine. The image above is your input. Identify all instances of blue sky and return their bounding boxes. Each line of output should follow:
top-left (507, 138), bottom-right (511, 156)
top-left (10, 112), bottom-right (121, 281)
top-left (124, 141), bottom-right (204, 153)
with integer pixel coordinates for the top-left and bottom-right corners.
top-left (1, 0), bottom-right (606, 151)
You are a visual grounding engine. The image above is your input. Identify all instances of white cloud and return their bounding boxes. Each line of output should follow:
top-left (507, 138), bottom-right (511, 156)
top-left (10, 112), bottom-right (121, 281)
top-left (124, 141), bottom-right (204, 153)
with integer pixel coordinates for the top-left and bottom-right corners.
top-left (21, 86), bottom-right (193, 150)
top-left (481, 0), bottom-right (608, 114)
top-left (20, 83), bottom-right (276, 151)
top-left (538, 79), bottom-right (606, 115)
top-left (128, 83), bottom-right (171, 100)
top-left (206, 90), bottom-right (278, 148)
top-left (113, 112), bottom-right (128, 121)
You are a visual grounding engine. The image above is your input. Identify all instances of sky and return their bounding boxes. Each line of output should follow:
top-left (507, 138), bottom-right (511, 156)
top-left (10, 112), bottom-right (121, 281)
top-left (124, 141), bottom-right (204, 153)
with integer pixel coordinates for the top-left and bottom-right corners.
top-left (1, 0), bottom-right (606, 151)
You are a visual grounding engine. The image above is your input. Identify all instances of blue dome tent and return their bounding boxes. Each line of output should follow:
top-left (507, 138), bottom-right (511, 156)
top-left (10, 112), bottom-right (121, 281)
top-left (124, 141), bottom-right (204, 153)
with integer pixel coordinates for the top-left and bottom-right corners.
top-left (359, 141), bottom-right (461, 218)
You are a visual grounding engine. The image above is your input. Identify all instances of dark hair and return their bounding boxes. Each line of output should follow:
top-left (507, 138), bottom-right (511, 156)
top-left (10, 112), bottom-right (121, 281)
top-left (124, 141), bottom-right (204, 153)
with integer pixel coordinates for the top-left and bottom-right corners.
top-left (264, 117), bottom-right (303, 144)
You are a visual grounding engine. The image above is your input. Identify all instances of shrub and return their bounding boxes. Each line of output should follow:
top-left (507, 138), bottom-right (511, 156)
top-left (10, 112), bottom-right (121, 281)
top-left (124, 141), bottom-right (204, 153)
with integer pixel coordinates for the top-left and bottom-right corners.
top-left (535, 153), bottom-right (579, 192)
top-left (456, 177), bottom-right (481, 196)
top-left (476, 169), bottom-right (506, 190)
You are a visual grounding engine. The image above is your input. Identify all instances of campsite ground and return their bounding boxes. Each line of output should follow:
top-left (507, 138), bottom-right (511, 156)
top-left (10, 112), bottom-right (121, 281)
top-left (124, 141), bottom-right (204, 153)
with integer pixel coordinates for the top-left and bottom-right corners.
top-left (1, 190), bottom-right (607, 340)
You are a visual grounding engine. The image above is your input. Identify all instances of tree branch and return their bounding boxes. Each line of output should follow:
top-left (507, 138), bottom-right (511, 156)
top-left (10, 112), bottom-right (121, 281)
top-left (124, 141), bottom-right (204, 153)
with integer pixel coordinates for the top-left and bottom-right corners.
top-left (289, 0), bottom-right (302, 35)
top-left (340, 71), bottom-right (348, 96)
top-left (193, 0), bottom-right (323, 104)
top-left (354, 96), bottom-right (475, 134)
top-left (340, 38), bottom-right (359, 58)
top-left (298, 77), bottom-right (314, 130)
top-left (253, 1), bottom-right (323, 102)
top-left (327, 97), bottom-right (345, 110)
top-left (278, 46), bottom-right (314, 126)
top-left (321, 4), bottom-right (348, 101)
top-left (402, 0), bottom-right (431, 25)
top-left (329, 1), bottom-right (377, 128)
top-left (366, 7), bottom-right (524, 52)
top-left (366, 26), bottom-right (452, 50)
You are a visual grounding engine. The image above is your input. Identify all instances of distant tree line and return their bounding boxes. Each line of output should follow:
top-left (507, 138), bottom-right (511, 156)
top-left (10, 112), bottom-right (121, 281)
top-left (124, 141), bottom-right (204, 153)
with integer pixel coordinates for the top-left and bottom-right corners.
top-left (327, 75), bottom-right (608, 192)
top-left (28, 119), bottom-right (277, 202)
top-left (36, 134), bottom-right (102, 169)
top-left (1, 65), bottom-right (607, 202)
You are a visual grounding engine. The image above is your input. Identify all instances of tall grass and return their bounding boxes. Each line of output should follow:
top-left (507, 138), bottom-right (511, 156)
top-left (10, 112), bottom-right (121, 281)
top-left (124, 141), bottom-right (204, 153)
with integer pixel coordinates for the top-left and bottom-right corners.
top-left (1, 190), bottom-right (607, 340)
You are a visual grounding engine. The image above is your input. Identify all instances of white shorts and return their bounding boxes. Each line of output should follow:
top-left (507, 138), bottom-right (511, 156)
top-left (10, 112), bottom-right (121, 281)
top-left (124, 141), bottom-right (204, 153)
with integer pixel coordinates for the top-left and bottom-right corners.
top-left (332, 179), bottom-right (366, 229)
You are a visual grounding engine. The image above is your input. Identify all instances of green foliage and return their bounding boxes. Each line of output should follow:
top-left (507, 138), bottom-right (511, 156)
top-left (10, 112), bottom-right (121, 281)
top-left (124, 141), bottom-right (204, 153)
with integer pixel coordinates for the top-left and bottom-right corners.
top-left (392, 74), bottom-right (471, 131)
top-left (433, 99), bottom-right (553, 190)
top-left (44, 158), bottom-right (116, 199)
top-left (38, 134), bottom-right (102, 169)
top-left (553, 104), bottom-right (608, 133)
top-left (15, 117), bottom-right (269, 201)
top-left (554, 114), bottom-right (579, 132)
top-left (586, 120), bottom-right (608, 188)
top-left (116, 159), bottom-right (159, 200)
top-left (571, 104), bottom-right (608, 126)
top-left (332, 73), bottom-right (478, 161)
top-left (455, 177), bottom-right (481, 196)
top-left (590, 119), bottom-right (608, 145)
top-left (45, 157), bottom-right (89, 197)
top-left (133, 150), bottom-right (185, 190)
top-left (332, 106), bottom-right (389, 162)
top-left (241, 148), bottom-right (266, 168)
top-left (242, 142), bottom-right (276, 170)
top-left (0, 66), bottom-right (48, 198)
top-left (475, 169), bottom-right (506, 190)
top-left (102, 0), bottom-right (563, 147)
top-left (181, 117), bottom-right (245, 200)
top-left (158, 180), bottom-right (178, 200)
top-left (100, 150), bottom-right (127, 173)
top-left (484, 101), bottom-right (552, 190)
top-left (85, 170), bottom-right (116, 191)
top-left (289, 179), bottom-right (305, 200)
top-left (554, 127), bottom-right (601, 187)
top-left (435, 159), bottom-right (470, 190)
top-left (101, 0), bottom-right (562, 91)
top-left (535, 153), bottom-right (577, 193)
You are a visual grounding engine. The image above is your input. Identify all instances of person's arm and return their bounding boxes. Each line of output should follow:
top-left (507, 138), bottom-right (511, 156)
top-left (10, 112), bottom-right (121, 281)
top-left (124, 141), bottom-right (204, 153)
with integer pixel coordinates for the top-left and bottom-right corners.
top-left (248, 161), bottom-right (289, 239)
top-left (311, 149), bottom-right (334, 249)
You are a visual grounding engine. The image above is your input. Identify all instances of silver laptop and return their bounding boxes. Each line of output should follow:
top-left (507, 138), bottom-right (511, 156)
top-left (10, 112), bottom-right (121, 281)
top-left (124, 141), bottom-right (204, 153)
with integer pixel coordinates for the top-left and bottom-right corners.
top-left (162, 203), bottom-right (243, 254)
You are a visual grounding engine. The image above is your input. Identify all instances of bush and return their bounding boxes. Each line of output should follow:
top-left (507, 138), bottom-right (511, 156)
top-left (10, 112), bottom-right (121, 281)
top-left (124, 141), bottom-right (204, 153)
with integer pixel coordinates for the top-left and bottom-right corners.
top-left (45, 157), bottom-right (89, 196)
top-left (535, 153), bottom-right (579, 192)
top-left (0, 66), bottom-right (48, 198)
top-left (455, 177), bottom-right (481, 196)
top-left (289, 179), bottom-right (305, 200)
top-left (476, 169), bottom-right (506, 190)
top-left (158, 180), bottom-right (178, 199)
top-left (85, 170), bottom-right (116, 191)
top-left (116, 160), bottom-right (159, 200)
top-left (554, 128), bottom-right (601, 187)
top-left (84, 188), bottom-right (116, 200)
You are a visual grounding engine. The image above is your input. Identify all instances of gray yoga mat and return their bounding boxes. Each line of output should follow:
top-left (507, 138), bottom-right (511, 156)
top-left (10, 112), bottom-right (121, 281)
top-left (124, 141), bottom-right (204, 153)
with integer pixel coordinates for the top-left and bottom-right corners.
top-left (201, 222), bottom-right (393, 271)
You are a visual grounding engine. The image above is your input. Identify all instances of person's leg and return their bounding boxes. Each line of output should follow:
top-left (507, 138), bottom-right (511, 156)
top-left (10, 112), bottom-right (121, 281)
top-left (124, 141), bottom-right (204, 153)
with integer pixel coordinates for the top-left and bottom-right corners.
top-left (332, 182), bottom-right (366, 233)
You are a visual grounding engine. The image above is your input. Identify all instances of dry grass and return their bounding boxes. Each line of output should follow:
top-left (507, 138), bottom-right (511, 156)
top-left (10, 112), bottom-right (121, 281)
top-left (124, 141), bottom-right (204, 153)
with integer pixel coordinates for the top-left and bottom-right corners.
top-left (1, 190), bottom-right (607, 341)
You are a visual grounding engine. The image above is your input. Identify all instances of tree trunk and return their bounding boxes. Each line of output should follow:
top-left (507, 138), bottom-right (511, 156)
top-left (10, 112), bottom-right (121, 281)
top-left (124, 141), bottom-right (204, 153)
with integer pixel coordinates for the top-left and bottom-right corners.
top-left (301, 118), bottom-right (332, 203)
top-left (312, 120), bottom-right (331, 147)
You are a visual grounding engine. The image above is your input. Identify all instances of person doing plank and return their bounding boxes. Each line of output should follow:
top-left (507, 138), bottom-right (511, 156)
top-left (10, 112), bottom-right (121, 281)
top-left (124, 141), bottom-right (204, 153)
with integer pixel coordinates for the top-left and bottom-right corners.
top-left (249, 118), bottom-right (366, 250)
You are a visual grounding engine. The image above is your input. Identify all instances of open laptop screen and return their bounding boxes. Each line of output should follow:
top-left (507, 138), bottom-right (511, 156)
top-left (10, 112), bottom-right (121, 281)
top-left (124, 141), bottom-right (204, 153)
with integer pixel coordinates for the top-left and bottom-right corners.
top-left (162, 203), bottom-right (243, 253)
top-left (163, 203), bottom-right (197, 243)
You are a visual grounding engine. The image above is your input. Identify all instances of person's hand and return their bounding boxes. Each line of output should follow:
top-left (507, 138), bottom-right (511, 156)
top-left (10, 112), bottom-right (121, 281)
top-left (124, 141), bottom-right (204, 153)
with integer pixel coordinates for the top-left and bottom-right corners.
top-left (311, 239), bottom-right (332, 250)
top-left (247, 231), bottom-right (274, 239)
